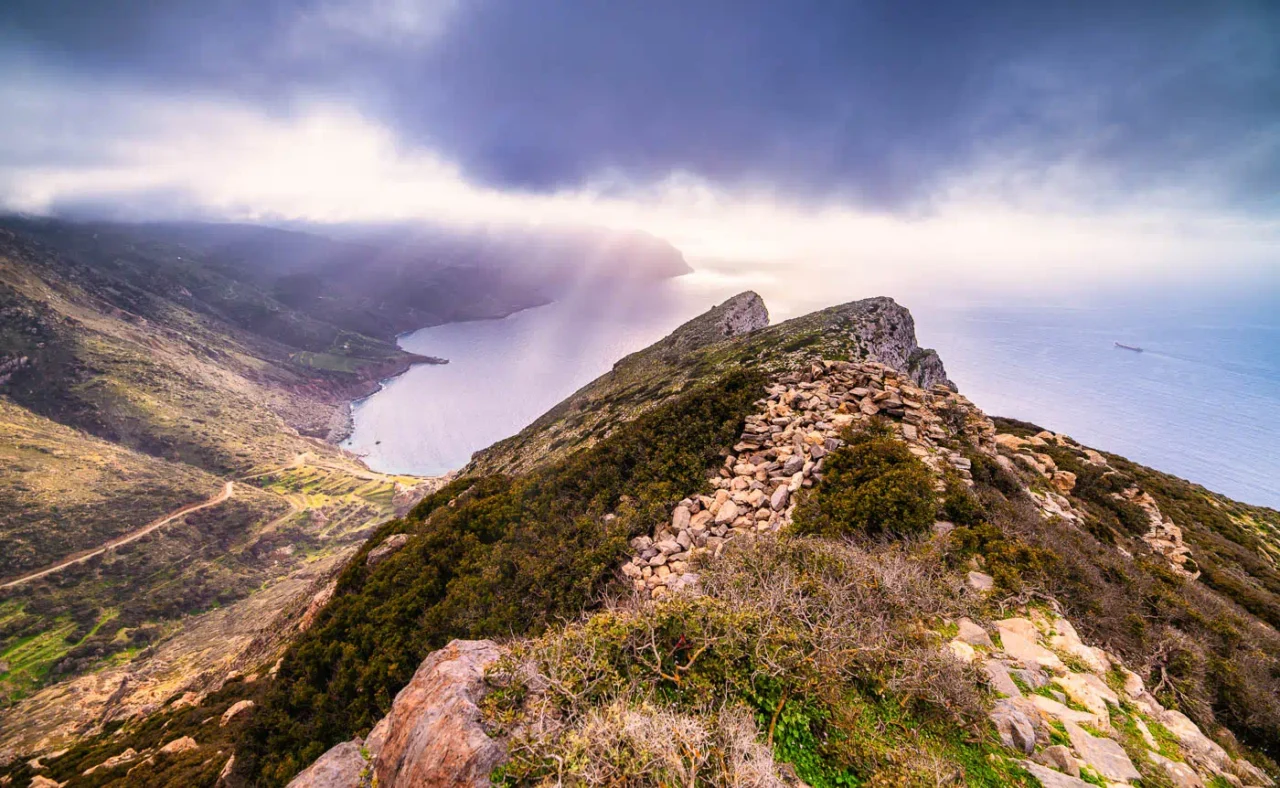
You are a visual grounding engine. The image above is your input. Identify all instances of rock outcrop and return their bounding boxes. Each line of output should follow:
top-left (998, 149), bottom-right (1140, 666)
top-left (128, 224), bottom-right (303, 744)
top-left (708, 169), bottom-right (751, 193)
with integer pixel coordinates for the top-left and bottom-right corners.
top-left (994, 429), bottom-right (1202, 580)
top-left (942, 610), bottom-right (1273, 788)
top-left (647, 290), bottom-right (770, 358)
top-left (288, 640), bottom-right (506, 788)
top-left (365, 533), bottom-right (411, 567)
top-left (373, 639), bottom-right (505, 788)
top-left (285, 740), bottom-right (371, 788)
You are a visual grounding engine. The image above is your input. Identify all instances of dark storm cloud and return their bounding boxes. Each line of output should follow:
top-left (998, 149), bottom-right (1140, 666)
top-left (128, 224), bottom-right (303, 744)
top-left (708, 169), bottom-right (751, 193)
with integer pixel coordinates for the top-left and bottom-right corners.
top-left (2, 0), bottom-right (1278, 210)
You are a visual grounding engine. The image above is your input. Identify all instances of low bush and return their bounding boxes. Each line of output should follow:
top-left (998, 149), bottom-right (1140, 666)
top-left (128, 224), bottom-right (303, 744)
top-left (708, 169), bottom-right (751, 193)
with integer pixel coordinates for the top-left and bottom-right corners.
top-left (488, 537), bottom-right (1031, 787)
top-left (793, 421), bottom-right (936, 538)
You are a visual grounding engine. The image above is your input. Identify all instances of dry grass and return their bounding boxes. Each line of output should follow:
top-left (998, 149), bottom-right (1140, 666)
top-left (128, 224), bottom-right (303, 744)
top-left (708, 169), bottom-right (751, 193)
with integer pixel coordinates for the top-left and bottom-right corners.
top-left (484, 535), bottom-right (1005, 787)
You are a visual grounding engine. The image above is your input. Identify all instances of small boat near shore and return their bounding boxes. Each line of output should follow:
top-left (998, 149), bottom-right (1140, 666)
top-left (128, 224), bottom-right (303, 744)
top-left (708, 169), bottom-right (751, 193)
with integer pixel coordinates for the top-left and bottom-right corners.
top-left (1115, 342), bottom-right (1144, 352)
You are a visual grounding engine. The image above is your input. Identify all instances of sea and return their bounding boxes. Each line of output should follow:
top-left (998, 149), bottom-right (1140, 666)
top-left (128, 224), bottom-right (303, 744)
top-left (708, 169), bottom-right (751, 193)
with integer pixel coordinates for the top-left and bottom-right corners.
top-left (344, 269), bottom-right (1280, 509)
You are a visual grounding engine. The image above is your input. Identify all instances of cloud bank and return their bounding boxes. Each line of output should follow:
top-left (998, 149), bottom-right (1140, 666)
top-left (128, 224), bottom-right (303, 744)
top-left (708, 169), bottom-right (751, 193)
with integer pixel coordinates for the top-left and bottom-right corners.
top-left (1, 0), bottom-right (1277, 288)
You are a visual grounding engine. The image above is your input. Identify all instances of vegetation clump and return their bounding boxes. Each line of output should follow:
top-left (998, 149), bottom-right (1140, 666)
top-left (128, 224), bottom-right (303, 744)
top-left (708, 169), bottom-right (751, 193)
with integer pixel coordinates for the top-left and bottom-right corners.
top-left (793, 421), bottom-right (937, 539)
top-left (240, 370), bottom-right (765, 785)
top-left (487, 536), bottom-right (1030, 787)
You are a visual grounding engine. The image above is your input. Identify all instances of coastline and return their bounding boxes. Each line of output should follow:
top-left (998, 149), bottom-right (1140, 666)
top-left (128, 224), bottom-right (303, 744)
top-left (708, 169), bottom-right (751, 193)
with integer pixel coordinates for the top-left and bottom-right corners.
top-left (330, 299), bottom-right (559, 448)
top-left (333, 273), bottom-right (694, 461)
top-left (325, 351), bottom-right (447, 445)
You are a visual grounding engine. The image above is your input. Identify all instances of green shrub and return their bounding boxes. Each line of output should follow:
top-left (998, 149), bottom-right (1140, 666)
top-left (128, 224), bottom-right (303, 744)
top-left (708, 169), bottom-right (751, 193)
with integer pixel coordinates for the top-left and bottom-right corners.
top-left (949, 521), bottom-right (1060, 592)
top-left (794, 421), bottom-right (937, 538)
top-left (942, 476), bottom-right (986, 526)
top-left (239, 370), bottom-right (765, 785)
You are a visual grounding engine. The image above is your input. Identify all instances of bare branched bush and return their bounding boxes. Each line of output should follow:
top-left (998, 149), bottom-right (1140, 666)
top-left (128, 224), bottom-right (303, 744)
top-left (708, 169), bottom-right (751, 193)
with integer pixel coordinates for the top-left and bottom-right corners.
top-left (498, 700), bottom-right (788, 787)
top-left (701, 535), bottom-right (984, 724)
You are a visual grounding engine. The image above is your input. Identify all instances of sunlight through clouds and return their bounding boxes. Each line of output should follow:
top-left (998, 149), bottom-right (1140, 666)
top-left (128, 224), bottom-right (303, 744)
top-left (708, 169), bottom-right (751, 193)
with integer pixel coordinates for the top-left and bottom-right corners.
top-left (1, 94), bottom-right (1277, 296)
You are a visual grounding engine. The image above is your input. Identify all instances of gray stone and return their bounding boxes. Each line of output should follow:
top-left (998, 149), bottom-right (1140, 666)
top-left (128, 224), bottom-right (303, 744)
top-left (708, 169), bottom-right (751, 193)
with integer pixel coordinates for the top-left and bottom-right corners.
top-left (982, 660), bottom-right (1022, 698)
top-left (286, 739), bottom-right (369, 788)
top-left (221, 699), bottom-right (255, 726)
top-left (367, 534), bottom-right (411, 567)
top-left (671, 505), bottom-right (691, 531)
top-left (1064, 721), bottom-right (1141, 783)
top-left (1148, 752), bottom-right (1205, 788)
top-left (714, 500), bottom-right (740, 525)
top-left (781, 455), bottom-right (805, 475)
top-left (655, 539), bottom-right (681, 555)
top-left (966, 570), bottom-right (994, 593)
top-left (1034, 744), bottom-right (1080, 778)
top-left (1021, 761), bottom-right (1095, 788)
top-left (957, 618), bottom-right (993, 648)
top-left (990, 699), bottom-right (1036, 754)
top-left (770, 485), bottom-right (790, 511)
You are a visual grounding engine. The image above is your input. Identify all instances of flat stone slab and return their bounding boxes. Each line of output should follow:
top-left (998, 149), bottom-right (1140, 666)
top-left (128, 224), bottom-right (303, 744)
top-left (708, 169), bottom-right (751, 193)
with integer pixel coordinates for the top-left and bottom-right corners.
top-left (997, 619), bottom-right (1064, 672)
top-left (982, 659), bottom-right (1022, 698)
top-left (1029, 694), bottom-right (1097, 727)
top-left (1064, 721), bottom-right (1142, 783)
top-left (1022, 761), bottom-right (1096, 788)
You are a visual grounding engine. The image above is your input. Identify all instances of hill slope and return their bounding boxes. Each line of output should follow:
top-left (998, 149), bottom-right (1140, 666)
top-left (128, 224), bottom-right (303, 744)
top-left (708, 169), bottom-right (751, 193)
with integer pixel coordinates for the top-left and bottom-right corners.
top-left (3, 291), bottom-right (1278, 788)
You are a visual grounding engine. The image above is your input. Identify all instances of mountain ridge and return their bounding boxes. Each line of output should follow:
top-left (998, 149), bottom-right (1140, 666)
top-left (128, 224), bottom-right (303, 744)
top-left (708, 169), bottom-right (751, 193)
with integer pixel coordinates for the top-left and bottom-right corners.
top-left (3, 287), bottom-right (1279, 788)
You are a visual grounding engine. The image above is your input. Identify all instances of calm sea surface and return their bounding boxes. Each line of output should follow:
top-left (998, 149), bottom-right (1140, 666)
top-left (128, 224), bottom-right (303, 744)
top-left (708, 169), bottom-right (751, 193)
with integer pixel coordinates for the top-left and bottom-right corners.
top-left (345, 272), bottom-right (1280, 509)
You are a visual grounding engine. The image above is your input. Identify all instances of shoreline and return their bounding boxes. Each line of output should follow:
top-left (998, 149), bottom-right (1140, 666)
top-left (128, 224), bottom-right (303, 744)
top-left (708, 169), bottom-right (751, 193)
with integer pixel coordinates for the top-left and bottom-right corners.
top-left (325, 351), bottom-right (448, 446)
top-left (332, 299), bottom-right (560, 449)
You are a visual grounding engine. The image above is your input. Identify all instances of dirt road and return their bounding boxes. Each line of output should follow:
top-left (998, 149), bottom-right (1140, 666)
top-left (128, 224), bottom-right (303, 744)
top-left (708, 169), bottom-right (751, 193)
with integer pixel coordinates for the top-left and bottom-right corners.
top-left (1, 482), bottom-right (235, 590)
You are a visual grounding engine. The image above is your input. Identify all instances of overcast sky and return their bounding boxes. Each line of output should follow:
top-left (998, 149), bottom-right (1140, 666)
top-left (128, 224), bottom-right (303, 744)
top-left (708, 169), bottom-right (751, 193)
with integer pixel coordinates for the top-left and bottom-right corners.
top-left (1, 0), bottom-right (1277, 289)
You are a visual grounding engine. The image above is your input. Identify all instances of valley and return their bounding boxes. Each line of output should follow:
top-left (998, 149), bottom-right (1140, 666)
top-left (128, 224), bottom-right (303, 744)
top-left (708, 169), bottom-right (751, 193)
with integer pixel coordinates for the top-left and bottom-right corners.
top-left (0, 215), bottom-right (686, 759)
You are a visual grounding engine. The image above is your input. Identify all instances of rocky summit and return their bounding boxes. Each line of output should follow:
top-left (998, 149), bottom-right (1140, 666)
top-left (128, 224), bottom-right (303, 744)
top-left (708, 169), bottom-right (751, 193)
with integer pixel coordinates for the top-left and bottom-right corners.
top-left (4, 291), bottom-right (1278, 788)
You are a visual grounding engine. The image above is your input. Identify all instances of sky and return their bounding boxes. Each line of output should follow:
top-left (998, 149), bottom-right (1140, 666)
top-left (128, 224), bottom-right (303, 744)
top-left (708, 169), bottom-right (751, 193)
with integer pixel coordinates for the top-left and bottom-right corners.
top-left (1, 0), bottom-right (1278, 292)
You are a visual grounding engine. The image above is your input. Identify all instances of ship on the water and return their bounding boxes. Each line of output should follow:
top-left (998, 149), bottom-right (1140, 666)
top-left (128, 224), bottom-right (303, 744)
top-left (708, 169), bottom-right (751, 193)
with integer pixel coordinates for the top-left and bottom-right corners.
top-left (1115, 342), bottom-right (1144, 352)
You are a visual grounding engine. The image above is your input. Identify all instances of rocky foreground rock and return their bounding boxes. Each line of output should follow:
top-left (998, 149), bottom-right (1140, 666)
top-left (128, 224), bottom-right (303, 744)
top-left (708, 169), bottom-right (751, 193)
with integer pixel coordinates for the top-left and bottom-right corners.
top-left (286, 640), bottom-right (504, 788)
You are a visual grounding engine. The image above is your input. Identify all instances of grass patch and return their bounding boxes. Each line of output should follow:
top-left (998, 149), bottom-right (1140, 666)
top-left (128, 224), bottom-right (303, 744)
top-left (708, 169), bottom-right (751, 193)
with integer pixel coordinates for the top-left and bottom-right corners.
top-left (488, 536), bottom-right (1027, 787)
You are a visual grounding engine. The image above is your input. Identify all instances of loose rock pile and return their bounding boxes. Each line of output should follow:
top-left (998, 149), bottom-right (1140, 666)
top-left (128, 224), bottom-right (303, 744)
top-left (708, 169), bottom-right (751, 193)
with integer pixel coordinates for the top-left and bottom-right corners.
top-left (620, 359), bottom-right (993, 598)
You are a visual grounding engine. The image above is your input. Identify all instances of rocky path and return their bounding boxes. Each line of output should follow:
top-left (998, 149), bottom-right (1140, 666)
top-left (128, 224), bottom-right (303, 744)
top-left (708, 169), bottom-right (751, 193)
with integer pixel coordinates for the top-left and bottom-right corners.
top-left (621, 359), bottom-right (983, 597)
top-left (0, 482), bottom-right (235, 590)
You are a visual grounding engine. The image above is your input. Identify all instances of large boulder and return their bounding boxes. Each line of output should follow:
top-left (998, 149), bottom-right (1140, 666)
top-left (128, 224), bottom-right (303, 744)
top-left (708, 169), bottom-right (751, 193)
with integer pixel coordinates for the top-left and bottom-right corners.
top-left (286, 739), bottom-right (370, 788)
top-left (373, 639), bottom-right (506, 788)
top-left (366, 534), bottom-right (412, 568)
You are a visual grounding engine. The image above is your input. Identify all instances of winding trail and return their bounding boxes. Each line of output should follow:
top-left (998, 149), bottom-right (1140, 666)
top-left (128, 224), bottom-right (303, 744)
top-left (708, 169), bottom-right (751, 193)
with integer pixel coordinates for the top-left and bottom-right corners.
top-left (1, 482), bottom-right (235, 590)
